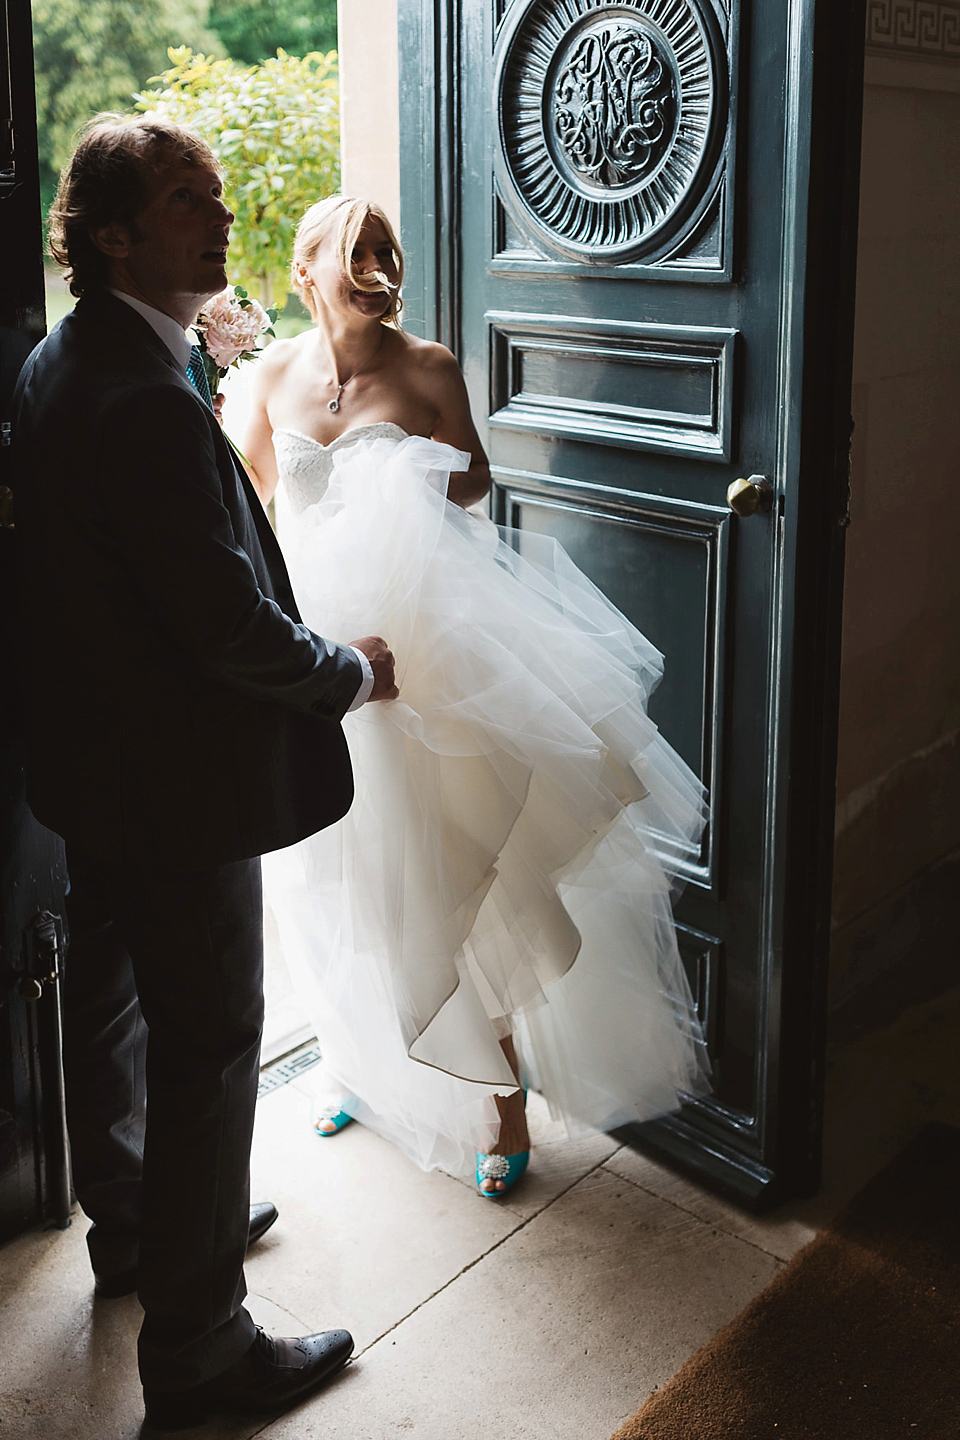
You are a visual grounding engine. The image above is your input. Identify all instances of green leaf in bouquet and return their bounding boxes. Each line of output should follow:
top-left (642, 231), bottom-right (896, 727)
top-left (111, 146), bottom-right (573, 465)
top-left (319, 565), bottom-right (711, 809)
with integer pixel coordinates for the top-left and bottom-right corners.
top-left (200, 350), bottom-right (221, 395)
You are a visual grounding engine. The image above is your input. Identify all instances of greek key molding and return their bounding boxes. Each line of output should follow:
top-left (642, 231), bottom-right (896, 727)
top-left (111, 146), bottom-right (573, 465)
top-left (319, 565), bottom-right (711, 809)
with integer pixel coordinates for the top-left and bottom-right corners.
top-left (866, 1), bottom-right (960, 59)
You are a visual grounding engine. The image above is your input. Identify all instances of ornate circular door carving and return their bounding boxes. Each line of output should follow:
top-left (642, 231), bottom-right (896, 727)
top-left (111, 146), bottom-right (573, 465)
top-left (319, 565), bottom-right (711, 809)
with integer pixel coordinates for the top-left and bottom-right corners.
top-left (495, 0), bottom-right (727, 264)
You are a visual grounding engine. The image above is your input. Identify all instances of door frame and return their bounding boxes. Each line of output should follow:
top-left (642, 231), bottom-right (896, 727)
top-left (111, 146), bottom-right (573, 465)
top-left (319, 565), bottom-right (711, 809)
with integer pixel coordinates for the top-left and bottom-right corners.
top-left (1, 0), bottom-right (72, 1241)
top-left (397, 0), bottom-right (866, 1208)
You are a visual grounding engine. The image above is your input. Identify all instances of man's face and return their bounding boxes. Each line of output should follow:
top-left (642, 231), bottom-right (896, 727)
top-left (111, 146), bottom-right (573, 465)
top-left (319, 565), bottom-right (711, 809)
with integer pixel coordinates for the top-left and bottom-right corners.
top-left (99, 157), bottom-right (235, 319)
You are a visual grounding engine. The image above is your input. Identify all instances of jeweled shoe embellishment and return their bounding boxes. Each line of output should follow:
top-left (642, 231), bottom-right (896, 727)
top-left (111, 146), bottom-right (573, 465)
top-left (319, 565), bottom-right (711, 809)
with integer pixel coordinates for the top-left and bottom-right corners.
top-left (478, 1154), bottom-right (510, 1182)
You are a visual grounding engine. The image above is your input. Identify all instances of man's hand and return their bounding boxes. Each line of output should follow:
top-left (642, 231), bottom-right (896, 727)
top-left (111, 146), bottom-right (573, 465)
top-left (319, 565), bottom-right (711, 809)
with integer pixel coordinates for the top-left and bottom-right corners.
top-left (350, 635), bottom-right (399, 702)
top-left (213, 392), bottom-right (225, 427)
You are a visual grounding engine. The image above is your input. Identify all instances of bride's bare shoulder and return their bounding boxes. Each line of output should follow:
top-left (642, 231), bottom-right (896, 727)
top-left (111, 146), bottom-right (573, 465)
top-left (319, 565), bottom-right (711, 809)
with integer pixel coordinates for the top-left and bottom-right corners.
top-left (390, 332), bottom-right (462, 388)
top-left (262, 331), bottom-right (315, 370)
top-left (393, 331), bottom-right (456, 367)
top-left (254, 329), bottom-right (312, 380)
top-left (253, 330), bottom-right (314, 398)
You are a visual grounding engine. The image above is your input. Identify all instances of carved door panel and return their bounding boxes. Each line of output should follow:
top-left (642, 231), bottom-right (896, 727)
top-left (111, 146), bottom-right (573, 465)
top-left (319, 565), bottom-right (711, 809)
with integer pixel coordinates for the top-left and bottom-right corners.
top-left (1, 0), bottom-right (71, 1241)
top-left (400, 0), bottom-right (864, 1207)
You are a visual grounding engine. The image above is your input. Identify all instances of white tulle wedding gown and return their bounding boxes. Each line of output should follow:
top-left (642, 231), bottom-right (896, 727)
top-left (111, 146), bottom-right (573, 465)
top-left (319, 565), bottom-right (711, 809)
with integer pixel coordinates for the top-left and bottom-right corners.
top-left (261, 422), bottom-right (711, 1176)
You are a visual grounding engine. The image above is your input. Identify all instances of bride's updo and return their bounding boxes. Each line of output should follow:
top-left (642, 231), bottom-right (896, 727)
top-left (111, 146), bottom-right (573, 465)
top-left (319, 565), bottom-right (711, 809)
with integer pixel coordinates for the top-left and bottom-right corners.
top-left (291, 196), bottom-right (404, 325)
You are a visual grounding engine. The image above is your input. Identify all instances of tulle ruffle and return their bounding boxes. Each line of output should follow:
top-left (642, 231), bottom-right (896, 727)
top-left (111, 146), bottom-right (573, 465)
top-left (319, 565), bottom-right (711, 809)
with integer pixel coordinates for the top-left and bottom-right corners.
top-left (263, 429), bottom-right (710, 1176)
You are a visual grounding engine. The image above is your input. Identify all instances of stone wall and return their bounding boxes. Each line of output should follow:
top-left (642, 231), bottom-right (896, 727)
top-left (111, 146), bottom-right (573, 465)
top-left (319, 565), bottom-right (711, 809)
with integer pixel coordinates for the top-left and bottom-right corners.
top-left (832, 49), bottom-right (960, 999)
top-left (337, 0), bottom-right (401, 230)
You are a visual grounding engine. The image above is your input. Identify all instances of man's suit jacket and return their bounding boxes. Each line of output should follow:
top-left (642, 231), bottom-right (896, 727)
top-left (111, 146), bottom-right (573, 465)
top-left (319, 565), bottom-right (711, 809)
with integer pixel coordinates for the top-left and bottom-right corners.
top-left (12, 289), bottom-right (361, 869)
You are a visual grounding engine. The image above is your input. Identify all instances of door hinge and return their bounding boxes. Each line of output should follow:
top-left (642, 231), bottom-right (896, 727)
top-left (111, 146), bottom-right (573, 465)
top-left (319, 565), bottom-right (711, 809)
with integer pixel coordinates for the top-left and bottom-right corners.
top-left (15, 912), bottom-right (63, 1002)
top-left (839, 413), bottom-right (854, 528)
top-left (0, 118), bottom-right (14, 192)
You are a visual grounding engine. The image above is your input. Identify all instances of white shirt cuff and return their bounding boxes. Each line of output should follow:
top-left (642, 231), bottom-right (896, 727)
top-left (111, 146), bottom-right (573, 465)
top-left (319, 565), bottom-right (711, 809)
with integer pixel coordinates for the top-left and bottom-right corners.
top-left (347, 646), bottom-right (375, 710)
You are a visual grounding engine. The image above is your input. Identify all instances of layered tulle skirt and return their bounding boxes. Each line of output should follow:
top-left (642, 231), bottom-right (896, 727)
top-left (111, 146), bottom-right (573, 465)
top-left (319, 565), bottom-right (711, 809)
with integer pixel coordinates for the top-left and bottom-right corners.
top-left (262, 430), bottom-right (710, 1175)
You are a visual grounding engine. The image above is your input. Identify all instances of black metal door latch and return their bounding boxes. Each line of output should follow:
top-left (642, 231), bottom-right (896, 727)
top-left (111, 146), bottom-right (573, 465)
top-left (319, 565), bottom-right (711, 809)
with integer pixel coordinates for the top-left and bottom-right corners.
top-left (12, 910), bottom-right (63, 1003)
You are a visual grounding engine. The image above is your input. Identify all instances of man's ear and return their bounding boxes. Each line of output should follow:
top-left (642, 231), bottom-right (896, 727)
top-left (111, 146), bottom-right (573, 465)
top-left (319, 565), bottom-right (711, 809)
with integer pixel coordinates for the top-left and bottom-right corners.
top-left (90, 223), bottom-right (132, 259)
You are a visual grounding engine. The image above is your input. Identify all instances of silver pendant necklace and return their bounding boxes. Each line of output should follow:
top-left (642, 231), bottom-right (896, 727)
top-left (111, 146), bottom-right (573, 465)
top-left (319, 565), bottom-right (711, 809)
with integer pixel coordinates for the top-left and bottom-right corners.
top-left (327, 333), bottom-right (384, 413)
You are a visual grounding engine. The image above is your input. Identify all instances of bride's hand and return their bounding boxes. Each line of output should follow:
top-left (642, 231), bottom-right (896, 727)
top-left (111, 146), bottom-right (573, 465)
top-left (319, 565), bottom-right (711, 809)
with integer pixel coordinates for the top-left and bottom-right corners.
top-left (350, 635), bottom-right (399, 702)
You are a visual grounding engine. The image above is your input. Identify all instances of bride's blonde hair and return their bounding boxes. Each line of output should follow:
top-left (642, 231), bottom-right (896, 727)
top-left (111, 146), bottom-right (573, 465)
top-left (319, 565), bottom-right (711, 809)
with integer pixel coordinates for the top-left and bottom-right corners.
top-left (291, 195), bottom-right (404, 326)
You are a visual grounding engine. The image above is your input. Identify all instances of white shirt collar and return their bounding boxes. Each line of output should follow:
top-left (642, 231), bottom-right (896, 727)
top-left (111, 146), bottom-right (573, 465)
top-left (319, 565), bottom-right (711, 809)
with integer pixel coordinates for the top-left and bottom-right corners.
top-left (108, 289), bottom-right (195, 371)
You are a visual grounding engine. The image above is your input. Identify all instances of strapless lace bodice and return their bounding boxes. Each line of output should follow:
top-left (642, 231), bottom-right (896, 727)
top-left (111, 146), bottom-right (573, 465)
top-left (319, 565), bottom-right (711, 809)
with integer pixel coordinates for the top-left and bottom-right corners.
top-left (273, 423), bottom-right (409, 516)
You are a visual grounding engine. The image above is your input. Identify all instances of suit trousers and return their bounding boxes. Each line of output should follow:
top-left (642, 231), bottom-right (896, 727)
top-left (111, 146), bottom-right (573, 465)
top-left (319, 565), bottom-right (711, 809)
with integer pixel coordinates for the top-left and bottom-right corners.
top-left (62, 848), bottom-right (263, 1390)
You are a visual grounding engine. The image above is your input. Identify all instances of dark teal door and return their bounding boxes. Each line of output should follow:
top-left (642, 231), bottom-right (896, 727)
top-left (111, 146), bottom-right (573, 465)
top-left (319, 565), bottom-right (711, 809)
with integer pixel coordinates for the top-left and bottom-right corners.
top-left (1, 0), bottom-right (71, 1241)
top-left (400, 0), bottom-right (864, 1207)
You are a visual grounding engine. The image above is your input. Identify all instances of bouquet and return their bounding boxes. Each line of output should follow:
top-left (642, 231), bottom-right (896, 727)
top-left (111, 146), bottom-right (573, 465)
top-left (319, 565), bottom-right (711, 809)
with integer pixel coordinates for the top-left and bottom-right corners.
top-left (194, 285), bottom-right (279, 395)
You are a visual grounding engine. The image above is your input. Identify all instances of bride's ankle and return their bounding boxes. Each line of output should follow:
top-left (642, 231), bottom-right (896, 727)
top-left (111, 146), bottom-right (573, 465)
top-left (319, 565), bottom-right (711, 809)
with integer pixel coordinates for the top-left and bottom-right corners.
top-left (490, 1089), bottom-right (529, 1155)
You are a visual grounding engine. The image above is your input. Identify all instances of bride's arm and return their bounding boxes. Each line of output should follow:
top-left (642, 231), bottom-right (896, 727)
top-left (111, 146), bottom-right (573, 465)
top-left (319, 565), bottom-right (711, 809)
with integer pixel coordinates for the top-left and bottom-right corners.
top-left (429, 352), bottom-right (491, 508)
top-left (237, 356), bottom-right (281, 506)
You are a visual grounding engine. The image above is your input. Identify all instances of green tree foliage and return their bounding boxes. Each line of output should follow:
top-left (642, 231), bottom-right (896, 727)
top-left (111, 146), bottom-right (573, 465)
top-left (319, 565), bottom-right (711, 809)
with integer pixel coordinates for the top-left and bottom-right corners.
top-left (208, 0), bottom-right (337, 65)
top-left (138, 48), bottom-right (340, 308)
top-left (32, 0), bottom-right (219, 177)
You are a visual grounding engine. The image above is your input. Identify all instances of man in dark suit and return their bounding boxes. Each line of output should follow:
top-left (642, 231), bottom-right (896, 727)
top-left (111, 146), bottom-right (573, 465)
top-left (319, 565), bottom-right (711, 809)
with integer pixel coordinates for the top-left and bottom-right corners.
top-left (12, 114), bottom-right (396, 1430)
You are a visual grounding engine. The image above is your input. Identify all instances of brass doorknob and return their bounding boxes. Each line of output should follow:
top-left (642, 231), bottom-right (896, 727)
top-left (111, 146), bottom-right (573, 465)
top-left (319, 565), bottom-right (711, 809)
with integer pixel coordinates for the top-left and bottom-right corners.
top-left (726, 475), bottom-right (773, 517)
top-left (18, 976), bottom-right (44, 1002)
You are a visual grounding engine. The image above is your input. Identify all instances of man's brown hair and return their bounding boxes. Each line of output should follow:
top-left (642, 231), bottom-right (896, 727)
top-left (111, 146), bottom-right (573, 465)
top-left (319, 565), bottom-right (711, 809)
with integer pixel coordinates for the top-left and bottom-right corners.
top-left (49, 114), bottom-right (220, 298)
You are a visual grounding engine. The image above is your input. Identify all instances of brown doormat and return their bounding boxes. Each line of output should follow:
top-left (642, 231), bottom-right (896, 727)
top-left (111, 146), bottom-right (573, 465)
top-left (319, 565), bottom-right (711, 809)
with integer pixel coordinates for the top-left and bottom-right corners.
top-left (611, 1124), bottom-right (960, 1440)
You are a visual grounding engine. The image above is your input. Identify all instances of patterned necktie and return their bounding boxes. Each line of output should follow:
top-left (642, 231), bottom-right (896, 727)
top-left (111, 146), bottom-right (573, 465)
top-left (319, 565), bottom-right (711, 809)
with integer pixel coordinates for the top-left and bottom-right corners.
top-left (186, 345), bottom-right (215, 410)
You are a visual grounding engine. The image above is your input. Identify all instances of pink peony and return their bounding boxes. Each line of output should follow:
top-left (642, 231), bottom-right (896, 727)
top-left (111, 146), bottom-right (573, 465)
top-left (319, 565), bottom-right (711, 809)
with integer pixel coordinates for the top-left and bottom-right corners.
top-left (199, 288), bottom-right (271, 368)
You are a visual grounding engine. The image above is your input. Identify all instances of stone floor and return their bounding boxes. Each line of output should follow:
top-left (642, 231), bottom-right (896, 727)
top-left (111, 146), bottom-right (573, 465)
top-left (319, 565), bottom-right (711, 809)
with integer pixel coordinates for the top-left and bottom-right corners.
top-left (1, 982), bottom-right (958, 1440)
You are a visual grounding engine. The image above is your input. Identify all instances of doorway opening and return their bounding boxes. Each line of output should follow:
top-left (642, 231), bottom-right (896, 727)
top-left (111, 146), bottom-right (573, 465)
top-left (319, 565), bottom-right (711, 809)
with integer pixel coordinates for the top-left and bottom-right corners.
top-left (30, 0), bottom-right (345, 1062)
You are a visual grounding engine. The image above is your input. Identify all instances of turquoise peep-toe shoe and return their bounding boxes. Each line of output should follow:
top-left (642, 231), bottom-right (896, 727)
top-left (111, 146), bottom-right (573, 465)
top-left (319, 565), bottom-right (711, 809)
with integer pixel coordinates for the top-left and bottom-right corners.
top-left (476, 1150), bottom-right (530, 1197)
top-left (313, 1108), bottom-right (354, 1137)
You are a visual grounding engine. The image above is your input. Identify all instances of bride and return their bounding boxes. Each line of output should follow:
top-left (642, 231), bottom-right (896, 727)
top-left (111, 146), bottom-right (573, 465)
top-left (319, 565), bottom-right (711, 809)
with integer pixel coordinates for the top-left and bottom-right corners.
top-left (240, 195), bottom-right (710, 1196)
